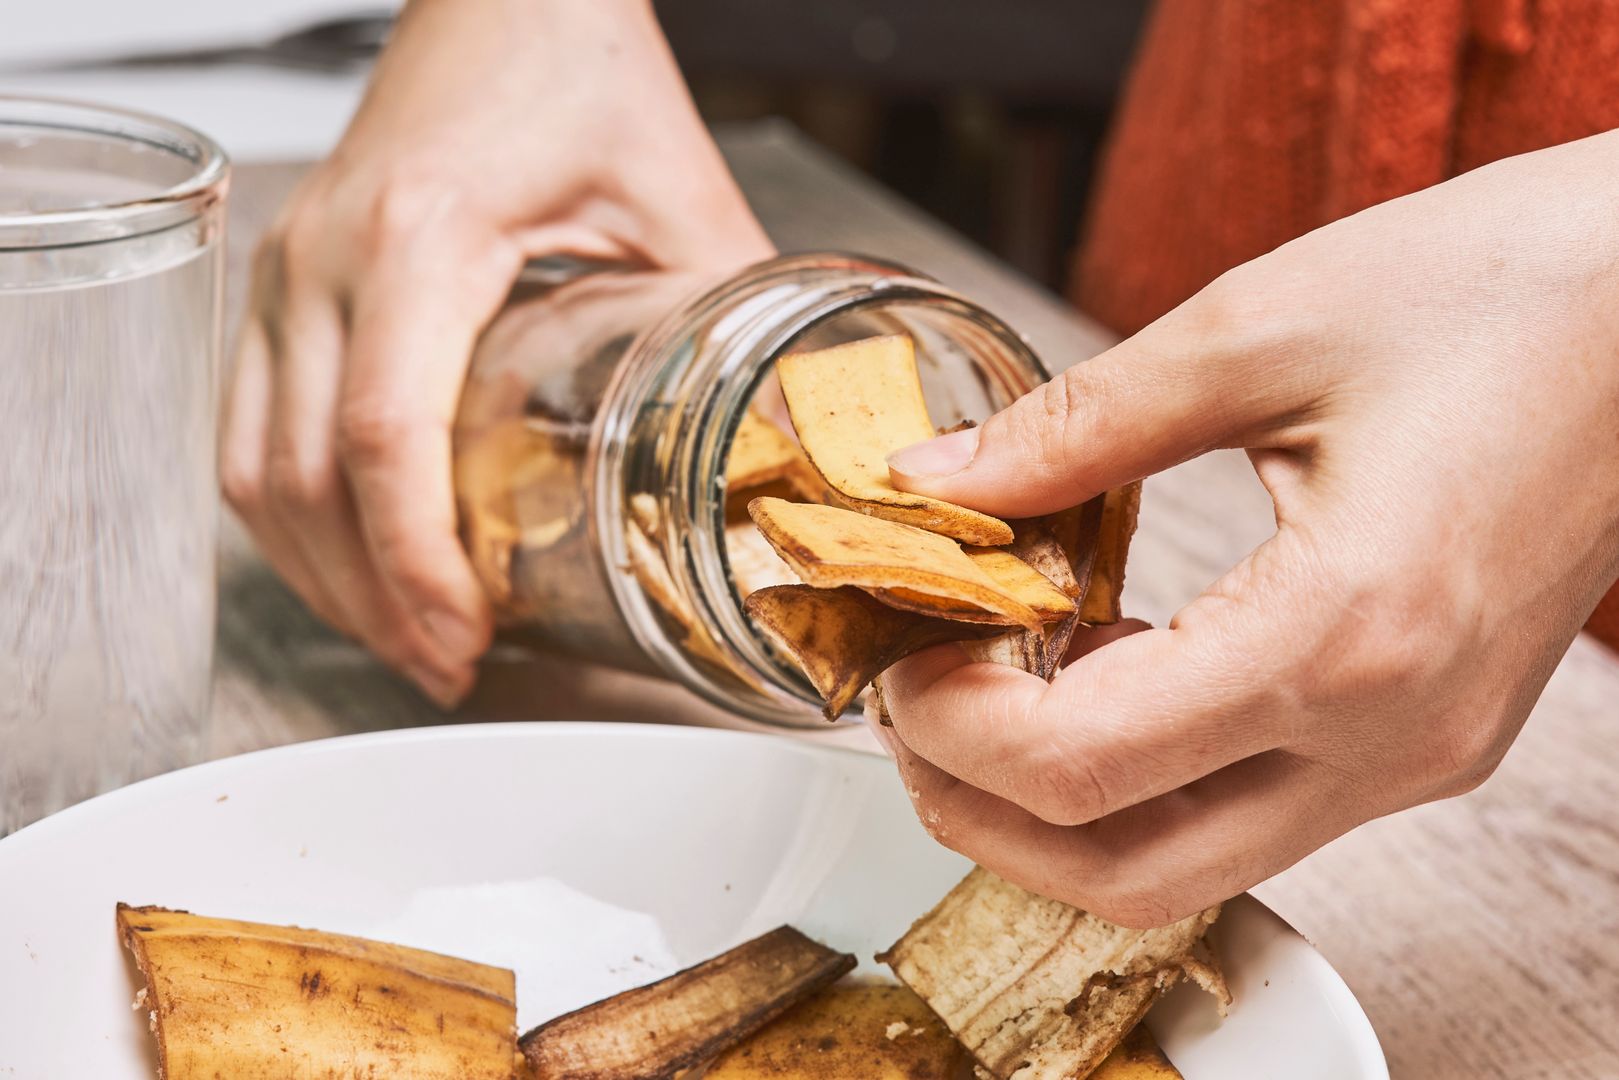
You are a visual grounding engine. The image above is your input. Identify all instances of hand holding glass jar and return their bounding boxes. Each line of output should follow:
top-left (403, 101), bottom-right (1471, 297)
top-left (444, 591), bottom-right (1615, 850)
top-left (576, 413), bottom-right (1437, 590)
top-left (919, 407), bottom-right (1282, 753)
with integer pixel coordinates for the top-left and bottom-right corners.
top-left (219, 0), bottom-right (772, 705)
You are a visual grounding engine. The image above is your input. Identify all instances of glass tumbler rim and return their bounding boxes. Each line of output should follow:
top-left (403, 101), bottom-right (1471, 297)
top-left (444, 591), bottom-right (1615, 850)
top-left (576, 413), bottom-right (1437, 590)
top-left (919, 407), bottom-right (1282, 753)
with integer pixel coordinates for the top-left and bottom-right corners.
top-left (0, 94), bottom-right (229, 251)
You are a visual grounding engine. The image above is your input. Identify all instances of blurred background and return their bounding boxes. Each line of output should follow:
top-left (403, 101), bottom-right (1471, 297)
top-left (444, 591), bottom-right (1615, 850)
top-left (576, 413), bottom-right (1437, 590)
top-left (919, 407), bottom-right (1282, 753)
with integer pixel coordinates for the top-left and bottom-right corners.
top-left (0, 0), bottom-right (1150, 287)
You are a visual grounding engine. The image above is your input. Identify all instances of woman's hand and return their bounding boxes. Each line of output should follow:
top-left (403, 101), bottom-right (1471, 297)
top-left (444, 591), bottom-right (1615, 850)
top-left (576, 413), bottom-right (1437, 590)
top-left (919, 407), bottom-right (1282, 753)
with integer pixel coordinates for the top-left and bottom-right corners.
top-left (878, 130), bottom-right (1619, 928)
top-left (221, 0), bottom-right (771, 704)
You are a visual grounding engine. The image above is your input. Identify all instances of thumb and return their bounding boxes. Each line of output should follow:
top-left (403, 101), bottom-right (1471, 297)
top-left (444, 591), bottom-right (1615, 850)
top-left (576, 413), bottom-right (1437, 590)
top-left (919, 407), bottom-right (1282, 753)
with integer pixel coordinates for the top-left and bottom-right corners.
top-left (886, 293), bottom-right (1315, 518)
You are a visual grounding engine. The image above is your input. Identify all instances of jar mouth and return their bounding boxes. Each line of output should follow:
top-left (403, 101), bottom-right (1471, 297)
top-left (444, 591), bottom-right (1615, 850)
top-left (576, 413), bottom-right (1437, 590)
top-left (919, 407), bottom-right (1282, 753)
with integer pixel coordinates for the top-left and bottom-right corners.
top-left (692, 274), bottom-right (1054, 723)
top-left (0, 96), bottom-right (229, 251)
top-left (594, 253), bottom-right (1051, 729)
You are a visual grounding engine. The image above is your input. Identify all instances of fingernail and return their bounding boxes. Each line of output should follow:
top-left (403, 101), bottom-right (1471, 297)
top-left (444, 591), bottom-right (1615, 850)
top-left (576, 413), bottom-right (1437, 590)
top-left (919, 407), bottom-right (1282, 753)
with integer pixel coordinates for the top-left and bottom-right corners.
top-left (867, 720), bottom-right (898, 758)
top-left (887, 426), bottom-right (980, 480)
top-left (422, 608), bottom-right (481, 659)
top-left (404, 662), bottom-right (465, 709)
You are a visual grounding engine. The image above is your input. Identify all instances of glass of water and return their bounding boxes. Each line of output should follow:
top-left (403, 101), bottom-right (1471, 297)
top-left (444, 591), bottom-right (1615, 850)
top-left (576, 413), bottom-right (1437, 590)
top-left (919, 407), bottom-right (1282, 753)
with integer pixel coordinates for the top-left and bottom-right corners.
top-left (0, 98), bottom-right (228, 835)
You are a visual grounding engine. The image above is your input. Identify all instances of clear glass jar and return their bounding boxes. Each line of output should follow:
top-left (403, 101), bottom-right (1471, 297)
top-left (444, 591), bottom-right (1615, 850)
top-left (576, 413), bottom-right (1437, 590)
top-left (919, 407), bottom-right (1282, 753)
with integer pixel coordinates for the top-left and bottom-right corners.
top-left (454, 253), bottom-right (1048, 728)
top-left (0, 97), bottom-right (228, 834)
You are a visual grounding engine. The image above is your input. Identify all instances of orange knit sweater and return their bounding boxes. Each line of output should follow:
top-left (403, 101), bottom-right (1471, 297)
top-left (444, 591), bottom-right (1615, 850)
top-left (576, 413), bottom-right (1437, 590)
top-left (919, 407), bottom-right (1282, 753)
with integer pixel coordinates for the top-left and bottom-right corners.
top-left (1074, 0), bottom-right (1619, 649)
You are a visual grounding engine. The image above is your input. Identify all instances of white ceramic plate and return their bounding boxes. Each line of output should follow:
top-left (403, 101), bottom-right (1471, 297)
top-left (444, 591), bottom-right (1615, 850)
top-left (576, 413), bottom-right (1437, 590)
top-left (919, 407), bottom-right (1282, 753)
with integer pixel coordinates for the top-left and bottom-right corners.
top-left (0, 723), bottom-right (1386, 1078)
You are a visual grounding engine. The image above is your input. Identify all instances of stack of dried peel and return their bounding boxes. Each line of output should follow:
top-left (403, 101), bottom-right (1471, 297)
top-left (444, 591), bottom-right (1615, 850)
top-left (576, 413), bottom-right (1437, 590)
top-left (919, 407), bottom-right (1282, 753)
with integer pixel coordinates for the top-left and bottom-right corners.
top-left (736, 332), bottom-right (1138, 714)
top-left (737, 334), bottom-right (1228, 1079)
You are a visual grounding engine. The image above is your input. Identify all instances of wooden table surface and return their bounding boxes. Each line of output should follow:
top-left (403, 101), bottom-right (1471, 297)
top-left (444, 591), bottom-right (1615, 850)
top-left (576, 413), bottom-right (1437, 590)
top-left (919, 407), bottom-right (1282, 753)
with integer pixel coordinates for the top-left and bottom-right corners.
top-left (215, 122), bottom-right (1619, 1079)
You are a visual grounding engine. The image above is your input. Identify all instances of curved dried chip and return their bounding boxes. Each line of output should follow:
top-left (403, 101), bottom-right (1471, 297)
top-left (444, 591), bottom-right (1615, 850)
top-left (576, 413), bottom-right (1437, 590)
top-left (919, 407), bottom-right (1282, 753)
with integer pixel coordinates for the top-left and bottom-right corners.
top-left (521, 926), bottom-right (854, 1079)
top-left (747, 498), bottom-right (1046, 632)
top-left (777, 334), bottom-right (1014, 545)
top-left (745, 584), bottom-right (997, 719)
top-left (965, 548), bottom-right (1076, 619)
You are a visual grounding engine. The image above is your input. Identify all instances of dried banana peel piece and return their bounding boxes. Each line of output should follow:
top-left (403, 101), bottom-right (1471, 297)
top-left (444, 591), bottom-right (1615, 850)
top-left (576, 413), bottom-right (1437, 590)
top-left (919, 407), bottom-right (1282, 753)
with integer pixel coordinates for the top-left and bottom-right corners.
top-left (745, 584), bottom-right (998, 720)
top-left (724, 410), bottom-right (832, 525)
top-left (704, 982), bottom-right (975, 1080)
top-left (965, 548), bottom-right (1078, 620)
top-left (748, 498), bottom-right (1050, 632)
top-left (879, 869), bottom-right (1222, 1080)
top-left (777, 334), bottom-right (1014, 546)
top-left (455, 417), bottom-right (575, 613)
top-left (1079, 483), bottom-right (1142, 625)
top-left (624, 504), bottom-right (732, 673)
top-left (116, 904), bottom-right (518, 1080)
top-left (520, 926), bottom-right (855, 1079)
top-left (727, 408), bottom-right (811, 492)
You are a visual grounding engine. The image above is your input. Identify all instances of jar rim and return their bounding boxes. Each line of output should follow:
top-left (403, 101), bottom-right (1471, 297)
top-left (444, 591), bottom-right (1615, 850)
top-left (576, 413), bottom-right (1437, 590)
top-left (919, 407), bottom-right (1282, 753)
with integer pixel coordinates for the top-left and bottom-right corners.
top-left (0, 95), bottom-right (229, 251)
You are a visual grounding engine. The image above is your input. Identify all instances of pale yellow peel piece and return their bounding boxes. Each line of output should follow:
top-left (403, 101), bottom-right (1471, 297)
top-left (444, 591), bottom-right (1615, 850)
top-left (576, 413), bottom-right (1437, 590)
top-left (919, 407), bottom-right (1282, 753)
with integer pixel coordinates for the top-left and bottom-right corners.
top-left (727, 408), bottom-right (809, 492)
top-left (966, 548), bottom-right (1078, 620)
top-left (625, 504), bottom-right (731, 672)
top-left (777, 334), bottom-right (1014, 545)
top-left (116, 905), bottom-right (518, 1080)
top-left (747, 498), bottom-right (1047, 633)
top-left (454, 417), bottom-right (574, 611)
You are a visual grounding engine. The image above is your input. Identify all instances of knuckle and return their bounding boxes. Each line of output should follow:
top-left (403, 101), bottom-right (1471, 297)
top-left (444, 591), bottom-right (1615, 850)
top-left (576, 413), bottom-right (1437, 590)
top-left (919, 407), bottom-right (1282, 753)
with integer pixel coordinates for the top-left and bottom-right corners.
top-left (1290, 560), bottom-right (1468, 711)
top-left (1181, 271), bottom-right (1252, 342)
top-left (250, 231), bottom-right (286, 280)
top-left (337, 399), bottom-right (414, 464)
top-left (278, 214), bottom-right (328, 270)
top-left (364, 173), bottom-right (456, 256)
top-left (1427, 710), bottom-right (1510, 798)
top-left (219, 454), bottom-right (262, 512)
top-left (1180, 266), bottom-right (1317, 375)
top-left (1024, 746), bottom-right (1113, 827)
top-left (264, 445), bottom-right (339, 511)
top-left (369, 528), bottom-right (448, 599)
top-left (1186, 267), bottom-right (1282, 347)
top-left (1033, 367), bottom-right (1097, 460)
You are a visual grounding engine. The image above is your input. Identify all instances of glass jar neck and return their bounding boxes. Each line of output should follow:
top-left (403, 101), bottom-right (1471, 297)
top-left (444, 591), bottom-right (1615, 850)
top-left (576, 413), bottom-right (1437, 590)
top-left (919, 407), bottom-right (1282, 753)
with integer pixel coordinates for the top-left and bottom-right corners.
top-left (595, 253), bottom-right (1051, 728)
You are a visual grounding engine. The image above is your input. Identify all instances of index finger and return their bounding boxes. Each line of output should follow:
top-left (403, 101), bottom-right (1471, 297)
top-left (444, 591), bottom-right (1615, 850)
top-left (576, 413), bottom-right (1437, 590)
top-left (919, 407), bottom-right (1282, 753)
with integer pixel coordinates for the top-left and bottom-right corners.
top-left (337, 221), bottom-right (521, 667)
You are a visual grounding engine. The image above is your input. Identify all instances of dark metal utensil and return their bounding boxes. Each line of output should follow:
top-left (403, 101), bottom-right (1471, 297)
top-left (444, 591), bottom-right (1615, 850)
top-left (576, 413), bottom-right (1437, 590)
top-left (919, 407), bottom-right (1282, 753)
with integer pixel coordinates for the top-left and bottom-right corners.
top-left (3, 12), bottom-right (394, 75)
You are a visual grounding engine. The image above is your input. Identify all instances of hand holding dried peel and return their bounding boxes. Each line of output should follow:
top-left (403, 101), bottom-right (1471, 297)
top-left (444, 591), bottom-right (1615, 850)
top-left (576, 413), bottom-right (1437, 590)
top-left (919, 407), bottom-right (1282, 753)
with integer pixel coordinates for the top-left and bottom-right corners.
top-left (738, 333), bottom-right (1220, 1080)
top-left (740, 334), bottom-right (1131, 718)
top-left (747, 498), bottom-right (1067, 634)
